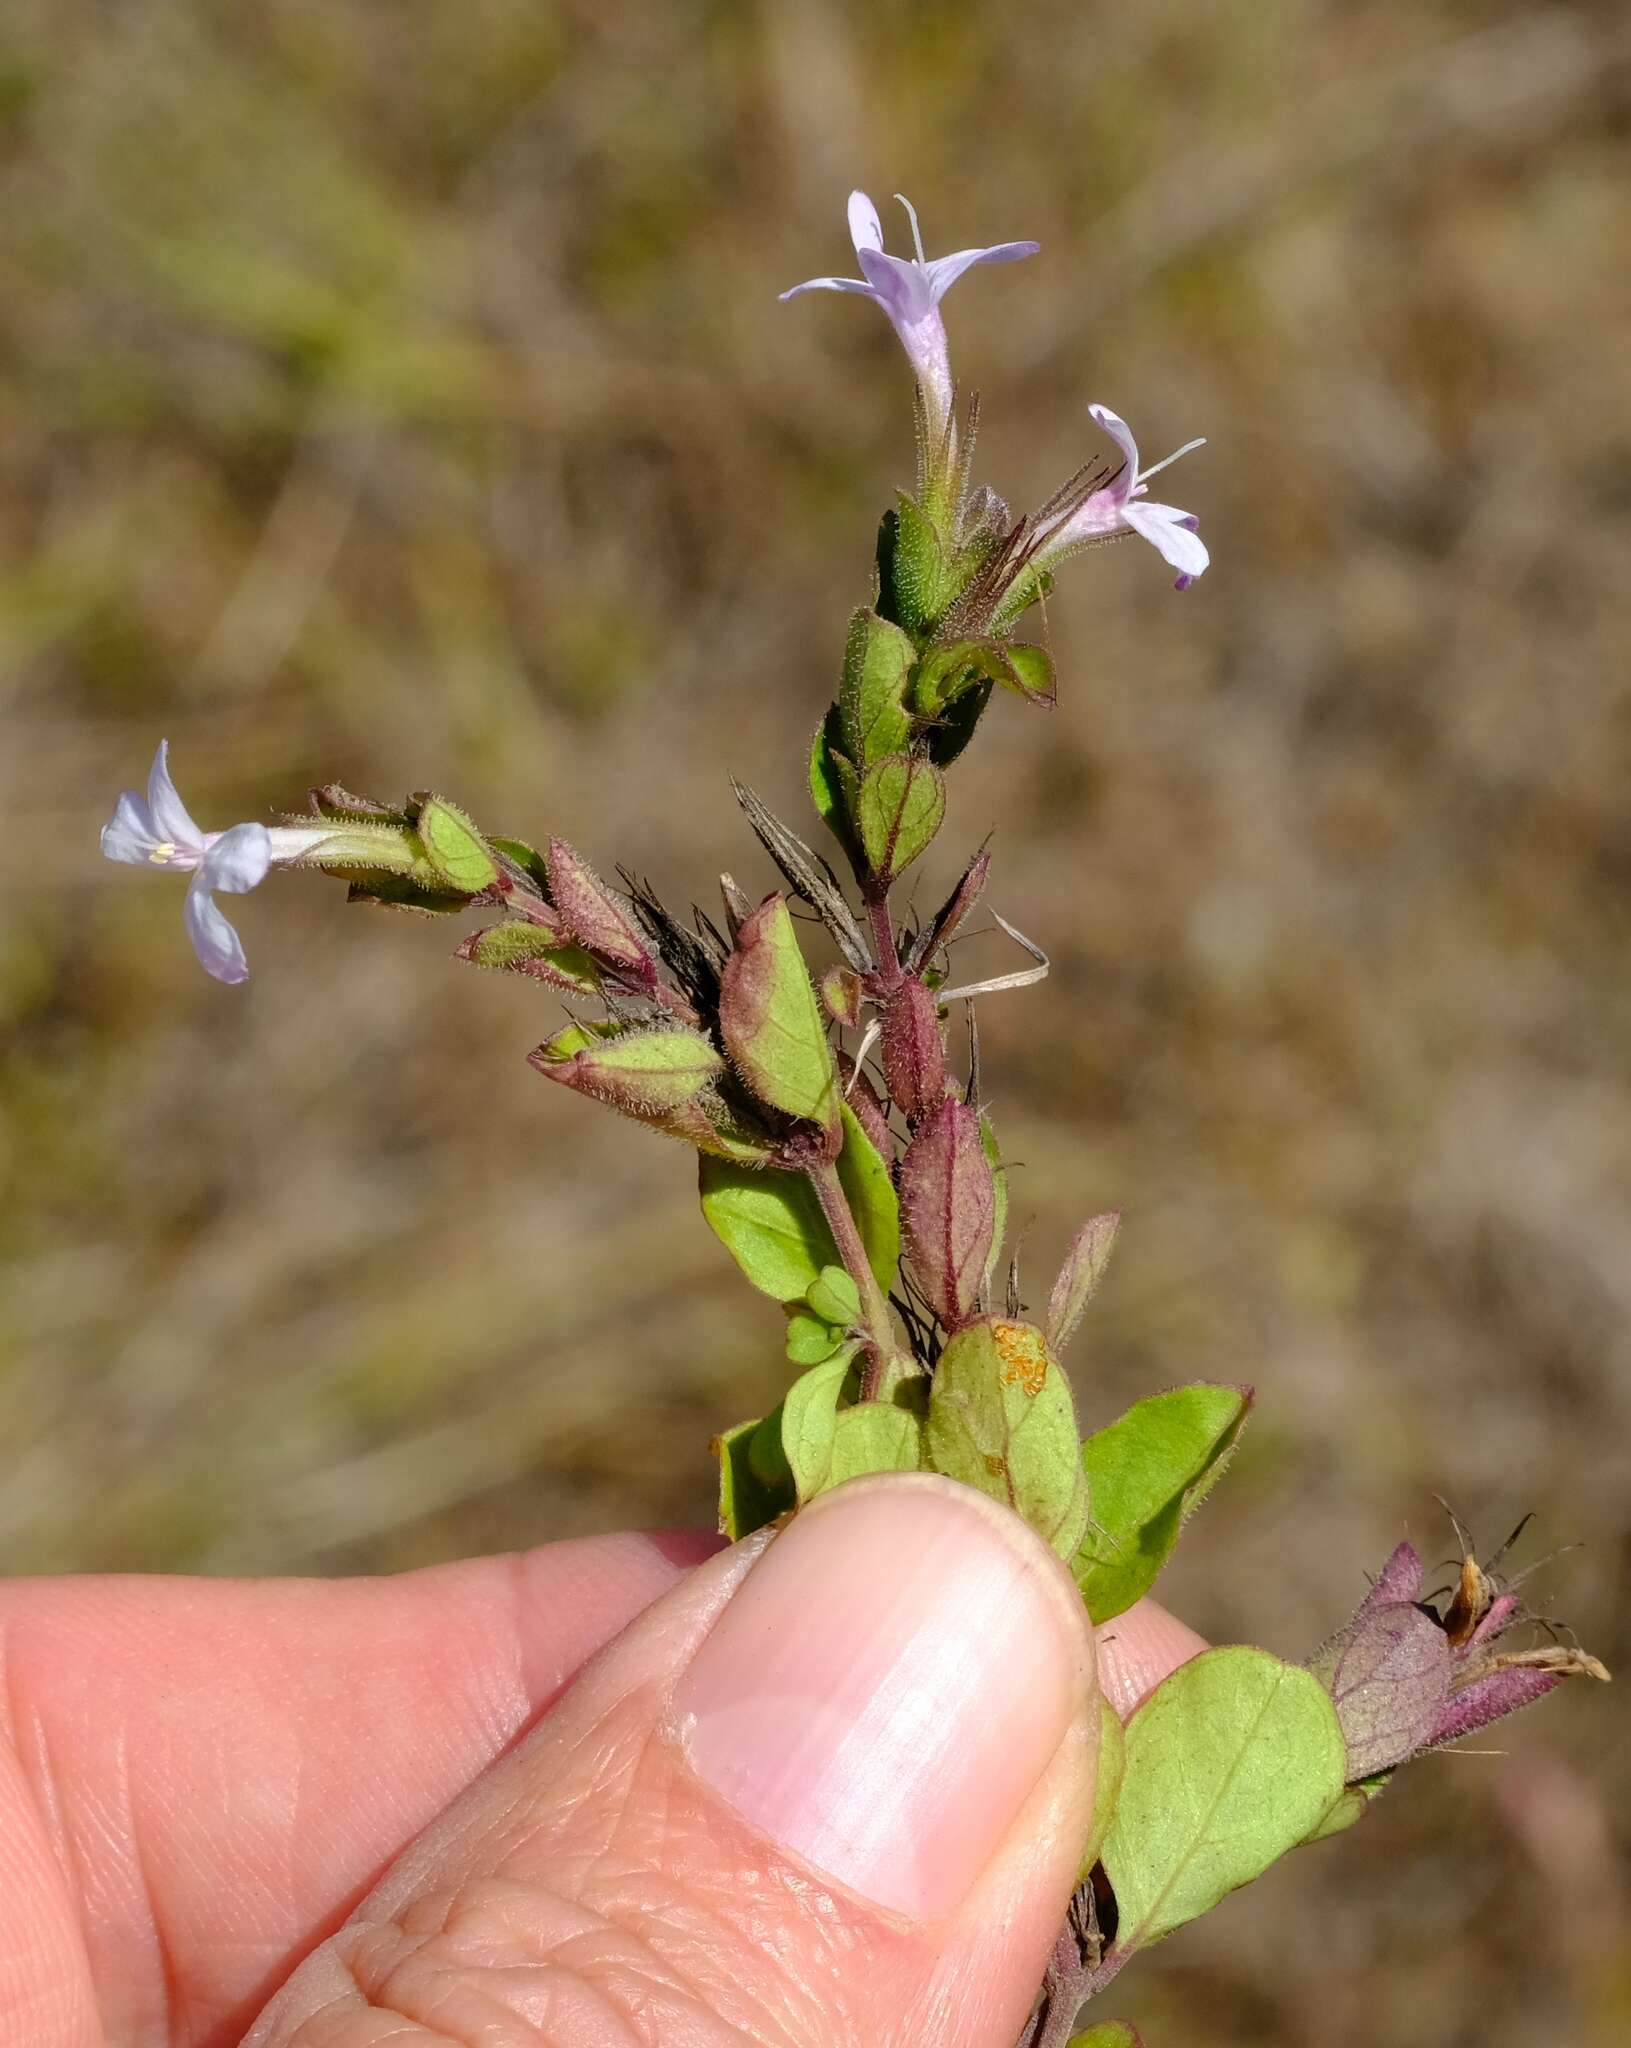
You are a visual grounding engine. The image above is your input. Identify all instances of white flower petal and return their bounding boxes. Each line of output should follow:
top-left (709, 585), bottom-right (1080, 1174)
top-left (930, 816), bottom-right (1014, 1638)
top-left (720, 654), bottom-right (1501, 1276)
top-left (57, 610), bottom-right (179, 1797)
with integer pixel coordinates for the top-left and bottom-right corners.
top-left (145, 740), bottom-right (204, 853)
top-left (847, 189), bottom-right (885, 255)
top-left (1088, 404), bottom-right (1141, 494)
top-left (1122, 500), bottom-right (1210, 581)
top-left (778, 274), bottom-right (876, 301)
top-left (202, 820), bottom-right (273, 894)
top-left (183, 879), bottom-right (251, 984)
top-left (923, 239), bottom-right (1040, 301)
top-left (100, 786), bottom-right (162, 865)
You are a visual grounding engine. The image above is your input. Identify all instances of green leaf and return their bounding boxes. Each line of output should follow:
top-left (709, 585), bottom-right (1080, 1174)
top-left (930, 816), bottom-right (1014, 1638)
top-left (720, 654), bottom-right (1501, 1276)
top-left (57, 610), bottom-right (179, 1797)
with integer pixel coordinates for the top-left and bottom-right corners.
top-left (1074, 1385), bottom-right (1252, 1624)
top-left (415, 795), bottom-right (499, 894)
top-left (720, 894), bottom-right (840, 1131)
top-left (487, 834), bottom-right (552, 893)
top-left (346, 873), bottom-right (470, 916)
top-left (1068, 2025), bottom-right (1144, 2048)
top-left (1045, 1211), bottom-right (1122, 1355)
top-left (456, 921), bottom-right (603, 995)
top-left (925, 1318), bottom-right (1090, 1560)
top-left (713, 1417), bottom-right (793, 1539)
top-left (1101, 1647), bottom-right (1347, 1951)
top-left (908, 638), bottom-right (995, 719)
top-left (1080, 1694), bottom-right (1126, 1882)
top-left (699, 1157), bottom-right (838, 1301)
top-left (839, 608), bottom-right (915, 768)
top-left (857, 752), bottom-right (946, 880)
top-left (909, 637), bottom-right (1055, 718)
top-left (532, 1025), bottom-right (725, 1114)
top-left (785, 1311), bottom-right (845, 1365)
top-left (297, 818), bottom-right (422, 874)
top-left (1302, 1769), bottom-right (1393, 1845)
top-left (780, 1354), bottom-right (856, 1502)
top-left (834, 1102), bottom-right (900, 1290)
top-left (878, 494), bottom-right (951, 634)
top-left (535, 1019), bottom-right (599, 1061)
top-left (809, 708), bottom-right (861, 859)
top-left (999, 642), bottom-right (1057, 706)
top-left (806, 1265), bottom-right (861, 1327)
top-left (829, 1402), bottom-right (922, 1485)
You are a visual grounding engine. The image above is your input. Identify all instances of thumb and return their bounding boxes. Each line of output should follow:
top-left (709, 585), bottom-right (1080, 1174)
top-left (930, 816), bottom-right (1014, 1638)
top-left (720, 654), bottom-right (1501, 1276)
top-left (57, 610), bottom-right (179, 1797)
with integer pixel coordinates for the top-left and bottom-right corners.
top-left (245, 1473), bottom-right (1099, 2048)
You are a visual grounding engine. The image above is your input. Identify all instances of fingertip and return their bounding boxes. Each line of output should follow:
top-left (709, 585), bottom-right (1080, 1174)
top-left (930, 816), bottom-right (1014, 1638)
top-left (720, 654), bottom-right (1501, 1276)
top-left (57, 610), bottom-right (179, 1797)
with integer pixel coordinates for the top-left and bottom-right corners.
top-left (1094, 1597), bottom-right (1210, 1719)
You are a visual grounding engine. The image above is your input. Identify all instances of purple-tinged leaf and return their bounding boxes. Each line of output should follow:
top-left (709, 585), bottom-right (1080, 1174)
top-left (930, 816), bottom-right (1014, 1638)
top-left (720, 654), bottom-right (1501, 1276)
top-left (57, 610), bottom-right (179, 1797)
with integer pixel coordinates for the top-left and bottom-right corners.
top-left (1427, 1665), bottom-right (1566, 1751)
top-left (546, 838), bottom-right (657, 982)
top-left (821, 964), bottom-right (865, 1028)
top-left (1429, 1645), bottom-right (1609, 1751)
top-left (530, 1025), bottom-right (724, 1114)
top-left (1045, 1211), bottom-right (1122, 1354)
top-left (1305, 1598), bottom-right (1453, 1779)
top-left (719, 893), bottom-right (840, 1132)
top-left (1304, 1533), bottom-right (1609, 1783)
top-left (1366, 1539), bottom-right (1428, 1608)
top-left (880, 978), bottom-right (946, 1125)
top-left (907, 847), bottom-right (991, 971)
top-left (901, 1097), bottom-right (995, 1328)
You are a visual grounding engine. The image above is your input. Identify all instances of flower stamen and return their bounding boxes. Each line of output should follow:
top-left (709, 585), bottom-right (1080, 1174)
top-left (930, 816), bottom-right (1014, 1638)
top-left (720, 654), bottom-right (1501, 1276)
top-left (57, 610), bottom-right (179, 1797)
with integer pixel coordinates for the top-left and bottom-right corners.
top-left (894, 191), bottom-right (928, 267)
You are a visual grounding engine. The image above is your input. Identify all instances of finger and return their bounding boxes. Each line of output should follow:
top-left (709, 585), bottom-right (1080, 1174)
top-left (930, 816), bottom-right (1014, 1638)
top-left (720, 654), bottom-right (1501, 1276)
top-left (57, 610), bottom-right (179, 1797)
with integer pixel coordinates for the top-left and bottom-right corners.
top-left (247, 1474), bottom-right (1101, 2048)
top-left (0, 1719), bottom-right (99, 2048)
top-left (0, 1528), bottom-right (716, 2048)
top-left (1093, 1596), bottom-right (1210, 1718)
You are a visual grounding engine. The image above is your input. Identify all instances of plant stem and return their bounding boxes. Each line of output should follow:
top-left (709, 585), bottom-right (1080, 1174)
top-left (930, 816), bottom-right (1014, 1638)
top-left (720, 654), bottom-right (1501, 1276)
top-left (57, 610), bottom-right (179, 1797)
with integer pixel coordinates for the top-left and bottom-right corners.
top-left (866, 887), bottom-right (903, 995)
top-left (807, 1156), bottom-right (897, 1397)
top-left (1020, 1926), bottom-right (1091, 2048)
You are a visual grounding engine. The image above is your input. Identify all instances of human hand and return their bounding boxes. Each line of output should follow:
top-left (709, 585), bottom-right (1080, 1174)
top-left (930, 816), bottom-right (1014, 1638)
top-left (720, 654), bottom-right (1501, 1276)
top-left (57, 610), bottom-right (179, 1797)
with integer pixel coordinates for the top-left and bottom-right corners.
top-left (0, 1473), bottom-right (1205, 2048)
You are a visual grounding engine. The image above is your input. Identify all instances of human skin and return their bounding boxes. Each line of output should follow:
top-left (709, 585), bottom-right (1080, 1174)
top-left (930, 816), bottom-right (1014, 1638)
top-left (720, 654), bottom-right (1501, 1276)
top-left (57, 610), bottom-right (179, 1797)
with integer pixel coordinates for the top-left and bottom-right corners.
top-left (0, 1475), bottom-right (1205, 2048)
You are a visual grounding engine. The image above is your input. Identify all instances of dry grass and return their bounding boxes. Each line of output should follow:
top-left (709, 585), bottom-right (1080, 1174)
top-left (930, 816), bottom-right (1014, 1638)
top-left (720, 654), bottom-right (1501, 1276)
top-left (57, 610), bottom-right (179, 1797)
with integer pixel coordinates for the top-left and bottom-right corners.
top-left (3, 3), bottom-right (1629, 2041)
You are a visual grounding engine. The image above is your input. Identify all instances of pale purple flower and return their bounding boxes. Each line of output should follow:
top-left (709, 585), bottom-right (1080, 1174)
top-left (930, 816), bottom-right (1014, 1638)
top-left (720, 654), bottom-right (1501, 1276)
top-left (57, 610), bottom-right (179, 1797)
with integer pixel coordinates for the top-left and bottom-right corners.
top-left (1308, 1539), bottom-right (1608, 1784)
top-left (781, 191), bottom-right (1038, 430)
top-left (1037, 403), bottom-right (1210, 589)
top-left (100, 741), bottom-right (332, 983)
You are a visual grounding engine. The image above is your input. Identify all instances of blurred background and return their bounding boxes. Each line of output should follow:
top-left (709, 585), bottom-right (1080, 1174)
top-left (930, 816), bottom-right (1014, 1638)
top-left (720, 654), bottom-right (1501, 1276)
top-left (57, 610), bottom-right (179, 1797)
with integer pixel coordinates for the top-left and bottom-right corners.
top-left (2, 0), bottom-right (1628, 2041)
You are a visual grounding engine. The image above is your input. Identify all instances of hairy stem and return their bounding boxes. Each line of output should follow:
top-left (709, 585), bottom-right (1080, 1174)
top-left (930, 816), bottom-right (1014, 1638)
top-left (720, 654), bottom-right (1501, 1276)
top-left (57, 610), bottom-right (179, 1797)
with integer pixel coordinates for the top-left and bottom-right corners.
top-left (1019, 1925), bottom-right (1091, 2048)
top-left (807, 1156), bottom-right (897, 1396)
top-left (866, 887), bottom-right (903, 995)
